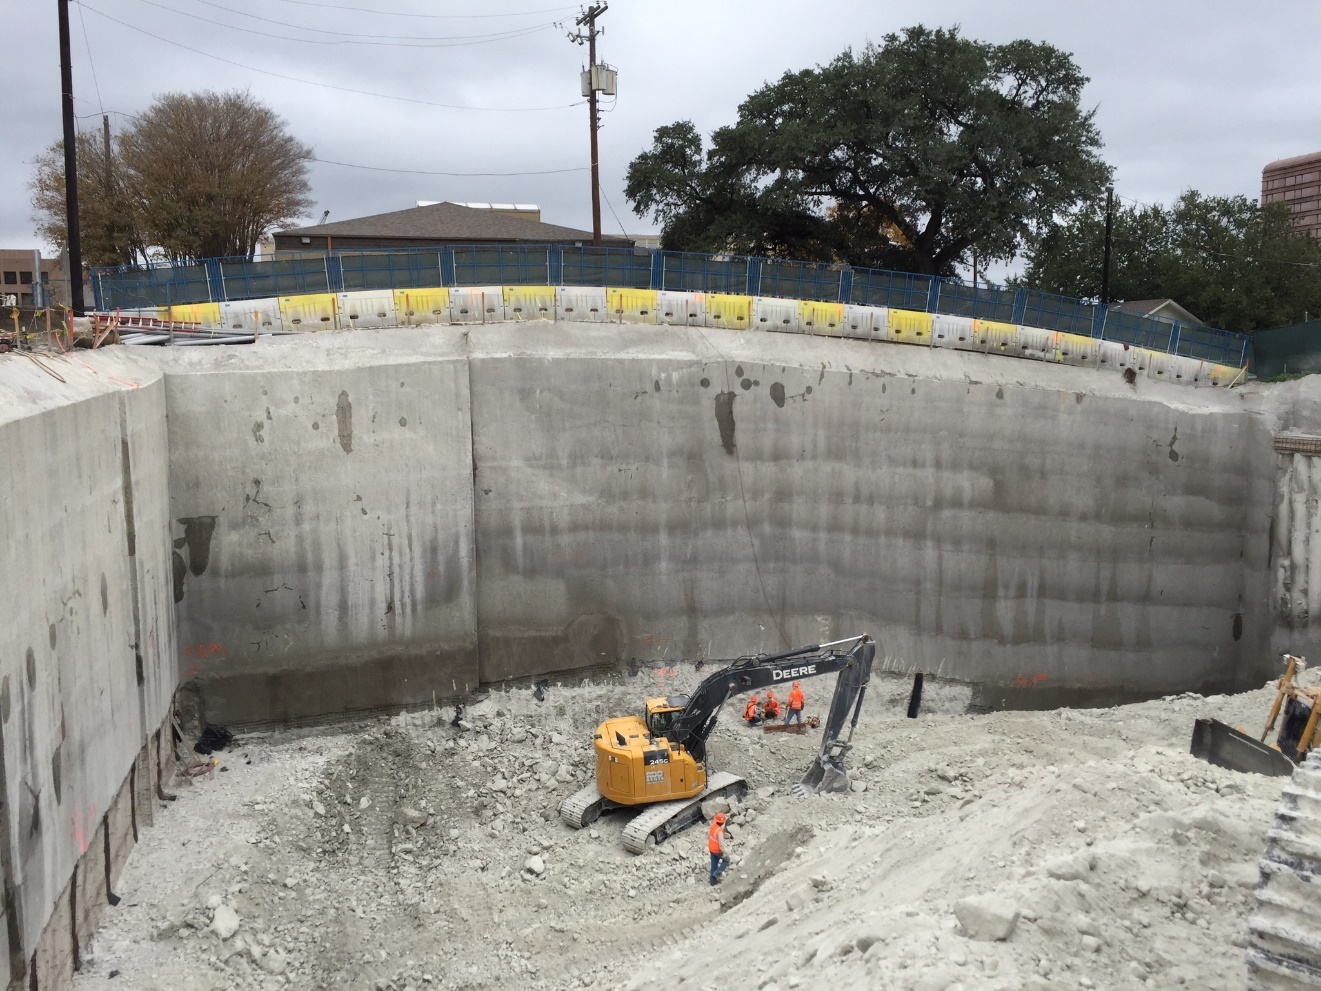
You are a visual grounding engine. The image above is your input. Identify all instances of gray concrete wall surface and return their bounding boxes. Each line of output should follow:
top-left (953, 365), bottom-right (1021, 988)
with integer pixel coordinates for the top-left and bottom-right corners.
top-left (0, 348), bottom-right (176, 978)
top-left (137, 323), bottom-right (1291, 722)
top-left (146, 335), bottom-right (479, 726)
top-left (467, 324), bottom-right (1277, 705)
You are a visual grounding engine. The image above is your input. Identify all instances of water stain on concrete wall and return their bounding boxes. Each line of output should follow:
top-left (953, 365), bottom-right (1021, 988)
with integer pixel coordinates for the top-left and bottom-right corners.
top-left (172, 516), bottom-right (218, 601)
top-left (714, 392), bottom-right (737, 455)
top-left (336, 391), bottom-right (353, 454)
top-left (769, 382), bottom-right (786, 408)
top-left (178, 517), bottom-right (217, 576)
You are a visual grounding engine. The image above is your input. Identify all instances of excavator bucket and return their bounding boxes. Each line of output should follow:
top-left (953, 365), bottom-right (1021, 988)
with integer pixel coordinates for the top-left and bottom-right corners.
top-left (793, 755), bottom-right (851, 796)
top-left (1191, 718), bottom-right (1297, 777)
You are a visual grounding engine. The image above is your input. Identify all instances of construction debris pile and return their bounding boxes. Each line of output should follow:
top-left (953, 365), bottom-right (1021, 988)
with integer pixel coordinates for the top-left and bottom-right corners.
top-left (70, 669), bottom-right (1307, 991)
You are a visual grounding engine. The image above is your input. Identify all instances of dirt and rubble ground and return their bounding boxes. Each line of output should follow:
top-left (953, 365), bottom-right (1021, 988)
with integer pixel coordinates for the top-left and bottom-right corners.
top-left (70, 664), bottom-right (1316, 991)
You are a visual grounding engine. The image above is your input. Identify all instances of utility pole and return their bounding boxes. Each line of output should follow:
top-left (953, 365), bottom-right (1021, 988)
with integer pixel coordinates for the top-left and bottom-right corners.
top-left (569, 4), bottom-right (608, 246)
top-left (1100, 185), bottom-right (1114, 307)
top-left (57, 0), bottom-right (84, 315)
top-left (103, 114), bottom-right (112, 186)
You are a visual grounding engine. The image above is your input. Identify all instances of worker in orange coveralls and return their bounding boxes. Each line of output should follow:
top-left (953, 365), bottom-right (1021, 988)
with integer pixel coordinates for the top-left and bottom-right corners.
top-left (743, 695), bottom-right (761, 726)
top-left (762, 690), bottom-right (781, 721)
top-left (785, 680), bottom-right (806, 725)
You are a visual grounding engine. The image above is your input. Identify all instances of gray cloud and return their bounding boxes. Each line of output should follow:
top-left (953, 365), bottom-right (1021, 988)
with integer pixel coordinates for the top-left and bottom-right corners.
top-left (4, 0), bottom-right (1320, 276)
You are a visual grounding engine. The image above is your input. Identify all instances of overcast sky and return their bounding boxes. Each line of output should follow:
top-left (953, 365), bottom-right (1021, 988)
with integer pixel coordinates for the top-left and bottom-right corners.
top-left (3, 0), bottom-right (1320, 278)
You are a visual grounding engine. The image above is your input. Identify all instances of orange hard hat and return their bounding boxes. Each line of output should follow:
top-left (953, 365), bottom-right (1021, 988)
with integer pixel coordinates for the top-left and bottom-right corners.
top-left (793, 680), bottom-right (801, 688)
top-left (714, 812), bottom-right (727, 824)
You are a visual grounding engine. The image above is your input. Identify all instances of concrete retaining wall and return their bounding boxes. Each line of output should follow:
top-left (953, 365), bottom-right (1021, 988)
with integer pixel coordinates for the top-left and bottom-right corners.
top-left (143, 324), bottom-right (1280, 723)
top-left (0, 349), bottom-right (177, 989)
top-left (151, 334), bottom-right (479, 726)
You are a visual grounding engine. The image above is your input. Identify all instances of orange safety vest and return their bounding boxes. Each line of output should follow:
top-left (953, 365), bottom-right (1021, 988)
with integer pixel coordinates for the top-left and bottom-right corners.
top-left (764, 694), bottom-right (780, 716)
top-left (789, 687), bottom-right (805, 710)
top-left (708, 820), bottom-right (725, 854)
top-left (743, 699), bottom-right (759, 721)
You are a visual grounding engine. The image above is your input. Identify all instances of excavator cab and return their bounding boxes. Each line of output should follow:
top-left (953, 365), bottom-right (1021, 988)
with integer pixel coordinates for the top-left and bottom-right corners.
top-left (644, 696), bottom-right (688, 738)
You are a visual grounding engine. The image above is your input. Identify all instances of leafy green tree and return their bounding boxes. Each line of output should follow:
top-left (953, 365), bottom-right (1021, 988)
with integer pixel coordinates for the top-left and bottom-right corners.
top-left (626, 26), bottom-right (1112, 275)
top-left (1021, 192), bottom-right (1321, 332)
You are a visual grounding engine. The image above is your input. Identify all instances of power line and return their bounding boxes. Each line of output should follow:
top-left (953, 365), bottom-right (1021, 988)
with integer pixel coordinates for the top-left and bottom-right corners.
top-left (74, 0), bottom-right (104, 113)
top-left (601, 188), bottom-right (630, 238)
top-left (127, 0), bottom-right (557, 46)
top-left (77, 4), bottom-right (585, 111)
top-left (312, 157), bottom-right (587, 177)
top-left (184, 0), bottom-right (565, 39)
top-left (268, 0), bottom-right (576, 17)
top-left (75, 109), bottom-right (145, 122)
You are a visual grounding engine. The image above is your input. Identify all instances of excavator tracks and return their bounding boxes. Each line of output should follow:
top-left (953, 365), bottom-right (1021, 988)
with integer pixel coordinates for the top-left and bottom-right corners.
top-left (1247, 749), bottom-right (1321, 990)
top-left (559, 783), bottom-right (610, 829)
top-left (620, 771), bottom-right (748, 854)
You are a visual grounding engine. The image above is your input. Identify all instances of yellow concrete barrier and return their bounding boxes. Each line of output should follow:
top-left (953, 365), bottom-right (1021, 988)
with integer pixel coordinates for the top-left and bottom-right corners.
top-left (608, 287), bottom-right (659, 324)
top-left (705, 293), bottom-right (753, 329)
top-left (504, 286), bottom-right (555, 321)
top-left (278, 292), bottom-right (338, 331)
top-left (798, 300), bottom-right (845, 336)
top-left (888, 308), bottom-right (933, 344)
top-left (973, 319), bottom-right (1017, 349)
top-left (393, 288), bottom-right (450, 325)
top-left (166, 302), bottom-right (221, 327)
top-left (1054, 332), bottom-right (1101, 366)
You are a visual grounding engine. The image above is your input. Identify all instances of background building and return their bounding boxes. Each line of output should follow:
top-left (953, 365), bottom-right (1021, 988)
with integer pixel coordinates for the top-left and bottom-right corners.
top-left (274, 201), bottom-right (634, 254)
top-left (0, 249), bottom-right (65, 307)
top-left (1263, 151), bottom-right (1321, 238)
top-left (1113, 298), bottom-right (1204, 326)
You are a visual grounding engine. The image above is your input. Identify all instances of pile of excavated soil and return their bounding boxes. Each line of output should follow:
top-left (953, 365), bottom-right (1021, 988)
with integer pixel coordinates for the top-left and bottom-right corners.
top-left (71, 666), bottom-right (1311, 991)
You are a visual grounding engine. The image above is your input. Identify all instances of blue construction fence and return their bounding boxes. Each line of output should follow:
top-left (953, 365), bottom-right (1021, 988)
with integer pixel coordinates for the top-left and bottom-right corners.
top-left (90, 244), bottom-right (1251, 367)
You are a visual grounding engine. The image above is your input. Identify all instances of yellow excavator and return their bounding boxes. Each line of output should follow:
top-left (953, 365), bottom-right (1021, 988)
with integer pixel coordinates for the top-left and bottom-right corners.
top-left (559, 635), bottom-right (874, 851)
top-left (1192, 654), bottom-right (1320, 776)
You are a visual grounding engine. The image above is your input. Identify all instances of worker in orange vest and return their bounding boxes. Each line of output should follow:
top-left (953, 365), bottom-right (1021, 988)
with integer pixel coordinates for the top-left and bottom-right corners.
top-left (785, 680), bottom-right (806, 725)
top-left (762, 690), bottom-right (781, 721)
top-left (743, 695), bottom-right (761, 726)
top-left (707, 812), bottom-right (730, 885)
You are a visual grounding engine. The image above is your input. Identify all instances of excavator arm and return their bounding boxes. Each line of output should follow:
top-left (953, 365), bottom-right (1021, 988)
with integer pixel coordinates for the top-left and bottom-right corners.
top-left (667, 635), bottom-right (875, 791)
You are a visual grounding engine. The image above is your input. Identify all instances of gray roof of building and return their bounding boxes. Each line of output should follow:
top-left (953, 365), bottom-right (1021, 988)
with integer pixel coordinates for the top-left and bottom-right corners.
top-left (277, 202), bottom-right (630, 244)
top-left (1114, 298), bottom-right (1204, 325)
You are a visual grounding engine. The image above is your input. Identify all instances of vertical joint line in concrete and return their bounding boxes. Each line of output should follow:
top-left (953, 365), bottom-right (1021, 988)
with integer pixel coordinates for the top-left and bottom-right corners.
top-left (102, 813), bottom-right (118, 906)
top-left (128, 761), bottom-right (138, 843)
top-left (463, 339), bottom-right (483, 686)
top-left (0, 714), bottom-right (27, 985)
top-left (69, 864), bottom-right (79, 972)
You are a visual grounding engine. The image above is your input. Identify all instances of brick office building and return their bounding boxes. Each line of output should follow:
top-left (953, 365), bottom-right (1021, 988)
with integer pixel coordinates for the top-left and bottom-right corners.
top-left (0, 249), bottom-right (66, 306)
top-left (1262, 151), bottom-right (1321, 239)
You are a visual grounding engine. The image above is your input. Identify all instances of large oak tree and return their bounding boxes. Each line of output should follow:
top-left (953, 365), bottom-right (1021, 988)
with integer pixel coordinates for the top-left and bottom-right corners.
top-left (626, 26), bottom-right (1112, 276)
